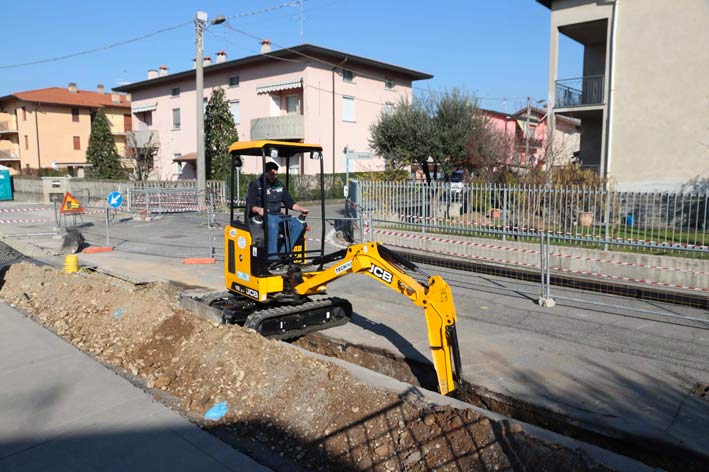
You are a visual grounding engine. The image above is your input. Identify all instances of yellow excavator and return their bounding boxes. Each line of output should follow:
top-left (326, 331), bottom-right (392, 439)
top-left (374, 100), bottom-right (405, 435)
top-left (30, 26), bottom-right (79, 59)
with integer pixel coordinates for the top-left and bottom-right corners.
top-left (213, 141), bottom-right (462, 395)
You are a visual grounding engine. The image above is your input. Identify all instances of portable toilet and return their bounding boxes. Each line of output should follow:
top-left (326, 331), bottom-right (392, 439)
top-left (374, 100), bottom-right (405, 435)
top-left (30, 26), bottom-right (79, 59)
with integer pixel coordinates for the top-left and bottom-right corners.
top-left (0, 165), bottom-right (12, 201)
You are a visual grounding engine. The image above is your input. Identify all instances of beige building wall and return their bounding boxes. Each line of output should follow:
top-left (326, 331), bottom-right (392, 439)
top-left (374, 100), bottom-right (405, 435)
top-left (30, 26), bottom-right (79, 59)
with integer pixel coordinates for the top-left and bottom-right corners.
top-left (0, 100), bottom-right (129, 174)
top-left (608, 0), bottom-right (709, 191)
top-left (546, 0), bottom-right (709, 191)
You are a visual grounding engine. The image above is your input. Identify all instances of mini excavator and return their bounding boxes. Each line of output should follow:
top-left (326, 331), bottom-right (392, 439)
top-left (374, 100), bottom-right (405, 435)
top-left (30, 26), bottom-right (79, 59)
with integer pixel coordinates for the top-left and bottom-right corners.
top-left (212, 141), bottom-right (462, 395)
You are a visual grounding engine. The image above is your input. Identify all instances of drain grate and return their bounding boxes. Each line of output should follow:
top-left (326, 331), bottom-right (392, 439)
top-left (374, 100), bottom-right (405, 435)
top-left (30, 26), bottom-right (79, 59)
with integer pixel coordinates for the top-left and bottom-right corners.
top-left (690, 382), bottom-right (709, 400)
top-left (0, 240), bottom-right (24, 266)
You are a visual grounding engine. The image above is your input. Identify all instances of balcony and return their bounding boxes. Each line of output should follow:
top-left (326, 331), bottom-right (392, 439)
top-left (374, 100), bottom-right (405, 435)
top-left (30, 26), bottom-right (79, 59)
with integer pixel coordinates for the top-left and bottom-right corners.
top-left (0, 121), bottom-right (18, 134)
top-left (555, 75), bottom-right (605, 108)
top-left (250, 115), bottom-right (304, 141)
top-left (0, 149), bottom-right (19, 161)
top-left (128, 130), bottom-right (160, 148)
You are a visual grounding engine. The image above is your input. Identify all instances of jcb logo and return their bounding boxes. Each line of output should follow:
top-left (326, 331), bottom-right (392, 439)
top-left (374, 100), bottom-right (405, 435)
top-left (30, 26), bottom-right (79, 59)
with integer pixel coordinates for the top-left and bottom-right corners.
top-left (369, 264), bottom-right (393, 284)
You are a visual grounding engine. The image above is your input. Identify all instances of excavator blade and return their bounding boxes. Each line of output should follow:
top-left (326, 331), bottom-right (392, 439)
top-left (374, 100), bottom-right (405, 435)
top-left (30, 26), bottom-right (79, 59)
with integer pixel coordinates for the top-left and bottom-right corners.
top-left (243, 297), bottom-right (352, 340)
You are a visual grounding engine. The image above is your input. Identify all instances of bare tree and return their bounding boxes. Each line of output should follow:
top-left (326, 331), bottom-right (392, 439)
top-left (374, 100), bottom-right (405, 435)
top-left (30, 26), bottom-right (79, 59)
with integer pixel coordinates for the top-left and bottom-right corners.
top-left (125, 132), bottom-right (159, 181)
top-left (465, 115), bottom-right (515, 183)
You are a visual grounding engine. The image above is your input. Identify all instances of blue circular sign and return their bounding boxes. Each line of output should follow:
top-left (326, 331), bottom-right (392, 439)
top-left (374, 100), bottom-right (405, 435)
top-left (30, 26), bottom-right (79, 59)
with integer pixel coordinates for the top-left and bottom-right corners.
top-left (107, 191), bottom-right (123, 209)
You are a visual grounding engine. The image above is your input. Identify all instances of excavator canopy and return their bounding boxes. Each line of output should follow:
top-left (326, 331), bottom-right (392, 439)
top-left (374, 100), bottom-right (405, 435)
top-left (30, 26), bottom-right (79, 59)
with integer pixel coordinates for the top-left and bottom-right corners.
top-left (228, 140), bottom-right (323, 157)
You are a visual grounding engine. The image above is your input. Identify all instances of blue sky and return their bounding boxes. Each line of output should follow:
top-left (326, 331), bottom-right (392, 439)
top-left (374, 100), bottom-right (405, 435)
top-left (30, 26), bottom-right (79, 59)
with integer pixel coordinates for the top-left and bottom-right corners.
top-left (1, 0), bottom-right (581, 113)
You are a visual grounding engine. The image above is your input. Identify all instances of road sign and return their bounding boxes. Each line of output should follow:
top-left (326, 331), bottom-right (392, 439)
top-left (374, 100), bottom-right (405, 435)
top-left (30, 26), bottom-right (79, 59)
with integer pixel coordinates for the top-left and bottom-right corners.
top-left (107, 191), bottom-right (123, 209)
top-left (60, 192), bottom-right (84, 214)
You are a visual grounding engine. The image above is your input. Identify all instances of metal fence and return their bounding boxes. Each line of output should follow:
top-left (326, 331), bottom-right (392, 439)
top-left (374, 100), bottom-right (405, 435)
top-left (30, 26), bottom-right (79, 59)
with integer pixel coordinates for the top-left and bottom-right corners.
top-left (351, 180), bottom-right (708, 257)
top-left (346, 179), bottom-right (708, 318)
top-left (555, 75), bottom-right (605, 107)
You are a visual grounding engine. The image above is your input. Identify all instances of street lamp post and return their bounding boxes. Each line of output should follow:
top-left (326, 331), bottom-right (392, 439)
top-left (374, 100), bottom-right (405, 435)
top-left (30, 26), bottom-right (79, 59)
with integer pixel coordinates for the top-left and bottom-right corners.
top-left (195, 11), bottom-right (225, 209)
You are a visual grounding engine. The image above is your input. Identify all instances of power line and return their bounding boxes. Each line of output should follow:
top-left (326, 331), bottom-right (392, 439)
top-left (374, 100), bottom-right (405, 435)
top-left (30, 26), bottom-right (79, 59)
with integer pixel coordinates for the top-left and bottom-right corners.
top-left (0, 1), bottom-right (305, 71)
top-left (0, 21), bottom-right (191, 70)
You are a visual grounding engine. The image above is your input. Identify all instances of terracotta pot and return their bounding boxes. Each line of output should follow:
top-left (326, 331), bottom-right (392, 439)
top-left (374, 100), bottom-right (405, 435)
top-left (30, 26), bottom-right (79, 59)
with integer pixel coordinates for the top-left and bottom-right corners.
top-left (579, 211), bottom-right (594, 227)
top-left (489, 208), bottom-right (501, 218)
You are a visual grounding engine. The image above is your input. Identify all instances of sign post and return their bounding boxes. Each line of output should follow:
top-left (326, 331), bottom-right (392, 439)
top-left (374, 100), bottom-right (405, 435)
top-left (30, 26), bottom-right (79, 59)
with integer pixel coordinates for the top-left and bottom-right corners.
top-left (105, 191), bottom-right (123, 248)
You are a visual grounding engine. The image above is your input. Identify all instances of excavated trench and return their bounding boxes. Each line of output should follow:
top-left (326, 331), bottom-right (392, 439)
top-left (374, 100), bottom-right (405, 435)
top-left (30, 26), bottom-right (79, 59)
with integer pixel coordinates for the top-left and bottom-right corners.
top-left (293, 333), bottom-right (708, 472)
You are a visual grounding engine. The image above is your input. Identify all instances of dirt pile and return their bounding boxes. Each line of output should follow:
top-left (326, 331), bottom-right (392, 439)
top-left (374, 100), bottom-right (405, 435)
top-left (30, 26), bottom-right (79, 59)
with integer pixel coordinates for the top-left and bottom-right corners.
top-left (0, 262), bottom-right (614, 471)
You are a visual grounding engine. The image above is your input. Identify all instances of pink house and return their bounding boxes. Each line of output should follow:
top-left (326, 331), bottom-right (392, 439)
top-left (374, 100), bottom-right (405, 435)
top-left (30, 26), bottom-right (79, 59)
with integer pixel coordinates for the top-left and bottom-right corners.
top-left (114, 43), bottom-right (432, 180)
top-left (482, 107), bottom-right (580, 168)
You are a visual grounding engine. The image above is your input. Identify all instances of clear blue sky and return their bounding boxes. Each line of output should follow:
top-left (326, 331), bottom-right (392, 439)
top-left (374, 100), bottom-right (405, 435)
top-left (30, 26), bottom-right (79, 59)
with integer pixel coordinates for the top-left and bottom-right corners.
top-left (1, 0), bottom-right (581, 113)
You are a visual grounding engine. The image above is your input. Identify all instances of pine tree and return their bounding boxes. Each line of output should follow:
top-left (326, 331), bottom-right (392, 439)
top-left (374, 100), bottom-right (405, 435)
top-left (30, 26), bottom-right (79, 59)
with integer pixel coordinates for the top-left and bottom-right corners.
top-left (205, 87), bottom-right (239, 180)
top-left (86, 109), bottom-right (125, 179)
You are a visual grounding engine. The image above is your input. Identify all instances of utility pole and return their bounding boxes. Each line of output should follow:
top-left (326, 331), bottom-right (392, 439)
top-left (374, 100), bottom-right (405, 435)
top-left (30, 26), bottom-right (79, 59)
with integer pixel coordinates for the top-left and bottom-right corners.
top-left (524, 96), bottom-right (531, 167)
top-left (195, 11), bottom-right (207, 209)
top-left (194, 11), bottom-right (225, 209)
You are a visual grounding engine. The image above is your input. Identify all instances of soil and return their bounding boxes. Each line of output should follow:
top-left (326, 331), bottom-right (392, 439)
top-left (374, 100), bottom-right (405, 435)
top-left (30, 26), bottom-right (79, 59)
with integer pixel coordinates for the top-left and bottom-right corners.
top-left (0, 261), bottom-right (616, 471)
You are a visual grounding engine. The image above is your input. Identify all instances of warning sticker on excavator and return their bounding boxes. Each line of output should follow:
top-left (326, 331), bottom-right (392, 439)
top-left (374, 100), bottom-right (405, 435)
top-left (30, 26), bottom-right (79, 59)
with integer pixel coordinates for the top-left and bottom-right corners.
top-left (59, 192), bottom-right (84, 214)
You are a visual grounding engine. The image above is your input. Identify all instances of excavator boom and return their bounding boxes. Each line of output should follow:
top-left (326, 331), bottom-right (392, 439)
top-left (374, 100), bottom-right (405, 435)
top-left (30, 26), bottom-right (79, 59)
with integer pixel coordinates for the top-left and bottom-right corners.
top-left (295, 242), bottom-right (462, 395)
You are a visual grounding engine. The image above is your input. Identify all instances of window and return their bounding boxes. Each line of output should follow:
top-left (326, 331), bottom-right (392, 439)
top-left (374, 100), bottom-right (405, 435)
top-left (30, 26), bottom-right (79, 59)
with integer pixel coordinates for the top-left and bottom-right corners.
top-left (270, 95), bottom-right (281, 117)
top-left (71, 108), bottom-right (80, 122)
top-left (171, 87), bottom-right (180, 97)
top-left (22, 107), bottom-right (27, 121)
top-left (385, 78), bottom-right (394, 90)
top-left (342, 69), bottom-right (354, 83)
top-left (172, 108), bottom-right (181, 129)
top-left (229, 75), bottom-right (240, 87)
top-left (229, 100), bottom-right (240, 124)
top-left (24, 135), bottom-right (28, 150)
top-left (73, 136), bottom-right (80, 150)
top-left (286, 95), bottom-right (300, 115)
top-left (342, 96), bottom-right (355, 122)
top-left (384, 102), bottom-right (394, 115)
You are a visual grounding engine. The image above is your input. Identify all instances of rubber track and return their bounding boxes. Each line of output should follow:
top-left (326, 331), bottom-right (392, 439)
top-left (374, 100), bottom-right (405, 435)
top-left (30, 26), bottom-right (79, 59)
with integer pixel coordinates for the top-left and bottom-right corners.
top-left (244, 297), bottom-right (351, 340)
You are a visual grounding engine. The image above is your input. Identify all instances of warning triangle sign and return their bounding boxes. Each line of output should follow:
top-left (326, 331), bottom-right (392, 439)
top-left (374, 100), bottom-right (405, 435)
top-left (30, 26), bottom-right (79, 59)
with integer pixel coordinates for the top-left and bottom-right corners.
top-left (60, 192), bottom-right (84, 214)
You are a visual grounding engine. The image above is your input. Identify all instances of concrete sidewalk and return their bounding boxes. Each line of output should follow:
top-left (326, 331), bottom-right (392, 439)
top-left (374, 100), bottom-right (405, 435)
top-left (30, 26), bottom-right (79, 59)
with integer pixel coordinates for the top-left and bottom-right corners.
top-left (0, 302), bottom-right (269, 472)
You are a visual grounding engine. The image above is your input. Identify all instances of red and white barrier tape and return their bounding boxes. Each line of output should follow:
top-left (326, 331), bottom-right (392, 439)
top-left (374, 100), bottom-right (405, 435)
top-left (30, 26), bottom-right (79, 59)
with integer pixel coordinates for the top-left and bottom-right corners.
top-left (551, 266), bottom-right (708, 293)
top-left (366, 210), bottom-right (708, 250)
top-left (0, 218), bottom-right (52, 224)
top-left (0, 207), bottom-right (52, 213)
top-left (370, 228), bottom-right (709, 277)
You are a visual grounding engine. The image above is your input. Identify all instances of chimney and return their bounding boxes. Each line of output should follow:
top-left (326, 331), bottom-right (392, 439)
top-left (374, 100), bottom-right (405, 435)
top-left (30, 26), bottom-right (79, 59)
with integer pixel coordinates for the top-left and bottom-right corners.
top-left (111, 92), bottom-right (120, 104)
top-left (148, 69), bottom-right (158, 79)
top-left (216, 51), bottom-right (227, 63)
top-left (159, 65), bottom-right (168, 77)
top-left (260, 39), bottom-right (272, 53)
top-left (96, 84), bottom-right (105, 94)
top-left (203, 56), bottom-right (212, 67)
top-left (68, 82), bottom-right (78, 93)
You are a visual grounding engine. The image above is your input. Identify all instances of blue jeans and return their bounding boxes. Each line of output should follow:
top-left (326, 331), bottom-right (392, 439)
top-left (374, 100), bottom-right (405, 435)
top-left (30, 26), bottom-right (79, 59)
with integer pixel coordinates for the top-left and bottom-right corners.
top-left (266, 214), bottom-right (305, 261)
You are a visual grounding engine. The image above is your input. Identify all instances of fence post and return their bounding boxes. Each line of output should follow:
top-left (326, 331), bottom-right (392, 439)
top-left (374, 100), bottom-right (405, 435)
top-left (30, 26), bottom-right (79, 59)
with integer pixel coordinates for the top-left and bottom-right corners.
top-left (502, 186), bottom-right (508, 241)
top-left (538, 196), bottom-right (556, 308)
top-left (105, 208), bottom-right (110, 247)
top-left (207, 191), bottom-right (214, 258)
top-left (604, 186), bottom-right (611, 251)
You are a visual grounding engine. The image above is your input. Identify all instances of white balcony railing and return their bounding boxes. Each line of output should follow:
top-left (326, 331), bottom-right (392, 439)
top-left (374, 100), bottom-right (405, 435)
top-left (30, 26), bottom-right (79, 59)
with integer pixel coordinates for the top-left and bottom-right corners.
top-left (250, 115), bottom-right (304, 141)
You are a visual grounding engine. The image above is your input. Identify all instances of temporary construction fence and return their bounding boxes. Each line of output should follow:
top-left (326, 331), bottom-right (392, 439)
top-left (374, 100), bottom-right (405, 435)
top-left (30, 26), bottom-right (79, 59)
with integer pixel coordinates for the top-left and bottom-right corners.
top-left (349, 180), bottom-right (708, 257)
top-left (346, 179), bottom-right (709, 320)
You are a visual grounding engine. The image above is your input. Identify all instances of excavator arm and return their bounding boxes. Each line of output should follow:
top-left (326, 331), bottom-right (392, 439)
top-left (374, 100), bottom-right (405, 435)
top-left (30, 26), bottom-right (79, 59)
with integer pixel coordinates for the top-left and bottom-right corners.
top-left (294, 242), bottom-right (462, 395)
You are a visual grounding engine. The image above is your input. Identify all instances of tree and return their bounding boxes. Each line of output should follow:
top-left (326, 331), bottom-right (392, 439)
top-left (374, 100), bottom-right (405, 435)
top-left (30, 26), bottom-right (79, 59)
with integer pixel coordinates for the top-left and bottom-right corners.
top-left (125, 132), bottom-right (159, 181)
top-left (466, 116), bottom-right (514, 183)
top-left (86, 109), bottom-right (125, 179)
top-left (370, 89), bottom-right (493, 184)
top-left (431, 88), bottom-right (482, 177)
top-left (369, 97), bottom-right (435, 182)
top-left (205, 87), bottom-right (238, 180)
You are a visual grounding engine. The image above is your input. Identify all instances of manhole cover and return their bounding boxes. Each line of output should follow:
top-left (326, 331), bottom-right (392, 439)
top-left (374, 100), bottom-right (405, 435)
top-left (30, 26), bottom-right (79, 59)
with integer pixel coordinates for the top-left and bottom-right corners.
top-left (690, 382), bottom-right (709, 400)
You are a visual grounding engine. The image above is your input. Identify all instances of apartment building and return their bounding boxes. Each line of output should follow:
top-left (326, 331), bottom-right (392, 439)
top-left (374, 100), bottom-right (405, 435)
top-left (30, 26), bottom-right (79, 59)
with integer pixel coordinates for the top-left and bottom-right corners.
top-left (537, 0), bottom-right (709, 191)
top-left (113, 43), bottom-right (432, 180)
top-left (0, 84), bottom-right (131, 176)
top-left (484, 107), bottom-right (580, 168)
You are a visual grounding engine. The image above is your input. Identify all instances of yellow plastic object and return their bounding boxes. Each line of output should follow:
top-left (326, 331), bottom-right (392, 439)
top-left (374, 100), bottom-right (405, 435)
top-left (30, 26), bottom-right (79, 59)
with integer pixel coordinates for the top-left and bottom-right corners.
top-left (64, 254), bottom-right (79, 273)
